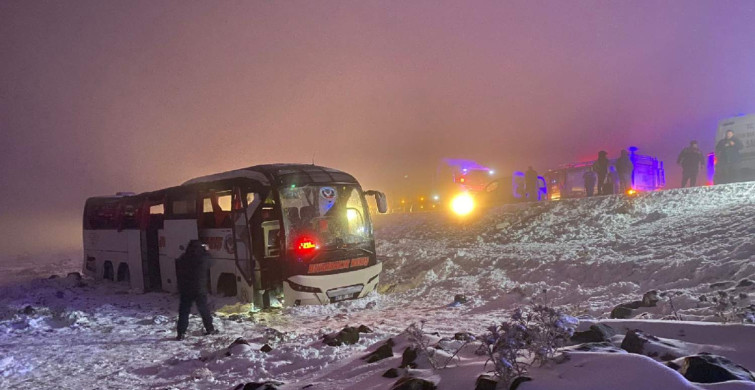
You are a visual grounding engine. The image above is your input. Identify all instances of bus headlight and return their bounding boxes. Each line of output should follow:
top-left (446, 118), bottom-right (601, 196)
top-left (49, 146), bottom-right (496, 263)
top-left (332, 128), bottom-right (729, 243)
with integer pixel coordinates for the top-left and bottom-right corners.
top-left (287, 280), bottom-right (322, 293)
top-left (450, 193), bottom-right (475, 216)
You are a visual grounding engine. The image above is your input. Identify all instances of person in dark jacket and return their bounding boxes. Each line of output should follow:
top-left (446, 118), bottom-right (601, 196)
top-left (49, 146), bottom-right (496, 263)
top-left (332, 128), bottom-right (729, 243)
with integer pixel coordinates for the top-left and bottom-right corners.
top-left (175, 240), bottom-right (216, 340)
top-left (593, 151), bottom-right (609, 195)
top-left (715, 130), bottom-right (744, 184)
top-left (583, 167), bottom-right (597, 197)
top-left (677, 140), bottom-right (705, 187)
top-left (615, 149), bottom-right (634, 193)
top-left (525, 166), bottom-right (539, 201)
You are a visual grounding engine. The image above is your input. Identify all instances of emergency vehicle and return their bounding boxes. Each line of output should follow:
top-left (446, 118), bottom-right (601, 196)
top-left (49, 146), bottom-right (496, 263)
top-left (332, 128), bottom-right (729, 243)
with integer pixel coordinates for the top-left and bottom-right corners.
top-left (83, 164), bottom-right (387, 308)
top-left (543, 147), bottom-right (665, 199)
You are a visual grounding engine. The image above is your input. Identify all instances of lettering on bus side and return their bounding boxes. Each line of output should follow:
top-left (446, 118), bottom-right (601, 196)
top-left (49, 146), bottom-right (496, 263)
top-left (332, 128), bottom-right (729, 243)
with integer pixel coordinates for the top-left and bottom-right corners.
top-left (200, 236), bottom-right (224, 251)
top-left (350, 257), bottom-right (369, 268)
top-left (307, 260), bottom-right (350, 274)
top-left (306, 257), bottom-right (370, 274)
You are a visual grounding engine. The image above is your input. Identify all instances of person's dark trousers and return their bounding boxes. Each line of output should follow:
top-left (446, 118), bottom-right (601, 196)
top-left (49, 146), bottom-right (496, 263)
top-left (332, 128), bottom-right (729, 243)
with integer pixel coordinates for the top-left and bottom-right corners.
top-left (177, 293), bottom-right (214, 335)
top-left (716, 164), bottom-right (733, 184)
top-left (681, 170), bottom-right (698, 188)
top-left (597, 174), bottom-right (606, 195)
top-left (619, 174), bottom-right (632, 192)
top-left (585, 184), bottom-right (594, 197)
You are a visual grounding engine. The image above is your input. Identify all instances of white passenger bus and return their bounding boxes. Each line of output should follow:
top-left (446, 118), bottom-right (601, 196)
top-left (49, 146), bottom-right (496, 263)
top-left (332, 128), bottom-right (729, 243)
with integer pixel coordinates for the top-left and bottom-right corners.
top-left (83, 164), bottom-right (387, 308)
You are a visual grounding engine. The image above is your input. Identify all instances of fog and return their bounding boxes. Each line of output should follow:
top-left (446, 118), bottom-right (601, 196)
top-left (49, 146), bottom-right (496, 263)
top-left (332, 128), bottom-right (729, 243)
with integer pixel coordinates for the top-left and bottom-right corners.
top-left (2, 0), bottom-right (755, 255)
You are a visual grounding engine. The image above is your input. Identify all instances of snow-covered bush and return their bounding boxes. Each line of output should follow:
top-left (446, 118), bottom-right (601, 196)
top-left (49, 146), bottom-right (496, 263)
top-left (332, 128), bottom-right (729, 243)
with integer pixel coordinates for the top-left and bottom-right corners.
top-left (478, 305), bottom-right (578, 387)
top-left (712, 291), bottom-right (753, 324)
top-left (404, 320), bottom-right (473, 369)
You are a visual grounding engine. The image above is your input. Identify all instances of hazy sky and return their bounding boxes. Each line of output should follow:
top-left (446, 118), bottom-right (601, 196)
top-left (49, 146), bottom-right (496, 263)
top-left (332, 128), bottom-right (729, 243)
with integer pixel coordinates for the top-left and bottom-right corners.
top-left (2, 0), bottom-right (755, 255)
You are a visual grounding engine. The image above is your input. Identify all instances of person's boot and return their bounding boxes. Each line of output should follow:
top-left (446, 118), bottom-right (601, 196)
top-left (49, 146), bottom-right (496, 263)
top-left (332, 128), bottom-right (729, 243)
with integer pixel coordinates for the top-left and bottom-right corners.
top-left (203, 328), bottom-right (219, 336)
top-left (176, 333), bottom-right (185, 341)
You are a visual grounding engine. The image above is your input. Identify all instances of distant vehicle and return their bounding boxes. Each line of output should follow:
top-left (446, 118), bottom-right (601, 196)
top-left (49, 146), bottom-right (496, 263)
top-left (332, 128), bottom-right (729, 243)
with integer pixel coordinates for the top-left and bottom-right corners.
top-left (434, 158), bottom-right (499, 215)
top-left (477, 171), bottom-right (547, 208)
top-left (83, 164), bottom-right (387, 308)
top-left (441, 158), bottom-right (495, 193)
top-left (543, 147), bottom-right (665, 199)
top-left (711, 114), bottom-right (755, 184)
top-left (390, 159), bottom-right (549, 215)
top-left (389, 158), bottom-right (496, 215)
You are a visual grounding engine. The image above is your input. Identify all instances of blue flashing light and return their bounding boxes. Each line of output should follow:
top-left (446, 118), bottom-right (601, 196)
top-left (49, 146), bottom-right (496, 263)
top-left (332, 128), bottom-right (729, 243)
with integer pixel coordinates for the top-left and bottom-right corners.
top-left (442, 158), bottom-right (491, 172)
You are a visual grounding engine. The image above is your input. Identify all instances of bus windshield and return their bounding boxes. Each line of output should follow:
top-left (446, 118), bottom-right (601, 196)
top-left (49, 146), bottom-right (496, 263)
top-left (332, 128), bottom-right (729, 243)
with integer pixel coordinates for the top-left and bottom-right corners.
top-left (279, 184), bottom-right (371, 251)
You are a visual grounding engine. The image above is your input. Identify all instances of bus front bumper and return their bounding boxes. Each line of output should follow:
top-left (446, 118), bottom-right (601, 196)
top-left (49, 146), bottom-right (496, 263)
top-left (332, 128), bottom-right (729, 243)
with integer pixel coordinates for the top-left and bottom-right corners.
top-left (283, 263), bottom-right (382, 306)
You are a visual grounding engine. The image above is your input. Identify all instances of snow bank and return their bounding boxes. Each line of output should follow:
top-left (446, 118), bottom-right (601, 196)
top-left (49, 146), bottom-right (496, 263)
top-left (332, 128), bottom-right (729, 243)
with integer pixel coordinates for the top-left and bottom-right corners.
top-left (1, 183), bottom-right (754, 389)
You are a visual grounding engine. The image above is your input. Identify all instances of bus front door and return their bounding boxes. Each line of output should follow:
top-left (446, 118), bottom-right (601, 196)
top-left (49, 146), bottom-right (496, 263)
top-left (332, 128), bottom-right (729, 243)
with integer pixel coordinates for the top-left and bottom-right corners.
top-left (159, 219), bottom-right (198, 293)
top-left (231, 189), bottom-right (260, 304)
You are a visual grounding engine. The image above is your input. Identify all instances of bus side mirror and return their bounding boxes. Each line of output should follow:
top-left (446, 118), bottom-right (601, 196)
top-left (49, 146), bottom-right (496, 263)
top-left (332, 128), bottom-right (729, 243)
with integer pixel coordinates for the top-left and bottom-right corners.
top-left (365, 190), bottom-right (388, 214)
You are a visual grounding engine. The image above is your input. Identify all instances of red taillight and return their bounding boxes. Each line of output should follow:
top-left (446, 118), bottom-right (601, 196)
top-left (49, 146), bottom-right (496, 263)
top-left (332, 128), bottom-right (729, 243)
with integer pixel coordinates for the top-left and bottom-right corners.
top-left (294, 236), bottom-right (319, 256)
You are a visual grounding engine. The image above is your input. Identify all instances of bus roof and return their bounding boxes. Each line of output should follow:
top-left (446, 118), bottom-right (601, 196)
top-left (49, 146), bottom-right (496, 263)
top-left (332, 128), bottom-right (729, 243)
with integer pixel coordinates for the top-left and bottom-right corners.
top-left (182, 164), bottom-right (359, 187)
top-left (87, 164), bottom-right (361, 202)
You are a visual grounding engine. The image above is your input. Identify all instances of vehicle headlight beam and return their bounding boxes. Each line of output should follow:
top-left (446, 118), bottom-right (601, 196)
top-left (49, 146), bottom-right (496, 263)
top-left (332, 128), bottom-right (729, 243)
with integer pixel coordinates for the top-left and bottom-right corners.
top-left (450, 193), bottom-right (475, 216)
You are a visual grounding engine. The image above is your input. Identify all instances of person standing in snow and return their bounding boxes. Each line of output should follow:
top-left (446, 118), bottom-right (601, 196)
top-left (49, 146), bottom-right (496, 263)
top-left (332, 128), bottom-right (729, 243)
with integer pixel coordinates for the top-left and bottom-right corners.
top-left (605, 166), bottom-right (619, 195)
top-left (593, 151), bottom-right (609, 195)
top-left (525, 166), bottom-right (539, 201)
top-left (715, 130), bottom-right (744, 184)
top-left (583, 167), bottom-right (597, 197)
top-left (615, 149), bottom-right (634, 193)
top-left (175, 240), bottom-right (216, 340)
top-left (677, 140), bottom-right (705, 187)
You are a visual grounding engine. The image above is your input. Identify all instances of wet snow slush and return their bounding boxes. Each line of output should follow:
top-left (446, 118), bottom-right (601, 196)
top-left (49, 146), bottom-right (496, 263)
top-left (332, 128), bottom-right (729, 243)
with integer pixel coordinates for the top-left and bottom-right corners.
top-left (1, 183), bottom-right (754, 389)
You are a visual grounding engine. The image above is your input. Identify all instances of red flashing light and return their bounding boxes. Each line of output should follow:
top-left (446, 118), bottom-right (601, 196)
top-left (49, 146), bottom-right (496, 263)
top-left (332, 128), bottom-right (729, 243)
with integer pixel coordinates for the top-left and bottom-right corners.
top-left (459, 177), bottom-right (466, 183)
top-left (294, 236), bottom-right (319, 256)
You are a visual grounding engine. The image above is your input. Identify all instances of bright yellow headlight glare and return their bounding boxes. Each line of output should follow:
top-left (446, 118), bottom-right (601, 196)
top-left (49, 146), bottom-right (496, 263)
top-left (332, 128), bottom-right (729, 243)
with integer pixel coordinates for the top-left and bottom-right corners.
top-left (450, 193), bottom-right (475, 216)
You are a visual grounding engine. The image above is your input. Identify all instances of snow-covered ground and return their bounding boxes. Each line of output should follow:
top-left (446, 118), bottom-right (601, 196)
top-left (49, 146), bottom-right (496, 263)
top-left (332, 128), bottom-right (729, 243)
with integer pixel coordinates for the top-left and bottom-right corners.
top-left (1, 183), bottom-right (754, 389)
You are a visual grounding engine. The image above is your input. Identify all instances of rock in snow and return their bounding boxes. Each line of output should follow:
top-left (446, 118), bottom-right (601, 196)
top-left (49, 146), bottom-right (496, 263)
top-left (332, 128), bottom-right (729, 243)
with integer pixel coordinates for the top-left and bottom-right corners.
top-left (362, 339), bottom-right (394, 363)
top-left (678, 353), bottom-right (755, 384)
top-left (569, 323), bottom-right (617, 344)
top-left (389, 376), bottom-right (437, 390)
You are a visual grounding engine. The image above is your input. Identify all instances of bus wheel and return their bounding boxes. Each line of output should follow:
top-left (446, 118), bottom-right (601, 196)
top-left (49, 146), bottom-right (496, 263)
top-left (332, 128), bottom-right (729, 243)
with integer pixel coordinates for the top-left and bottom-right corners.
top-left (117, 264), bottom-right (130, 283)
top-left (103, 262), bottom-right (114, 281)
top-left (217, 273), bottom-right (237, 297)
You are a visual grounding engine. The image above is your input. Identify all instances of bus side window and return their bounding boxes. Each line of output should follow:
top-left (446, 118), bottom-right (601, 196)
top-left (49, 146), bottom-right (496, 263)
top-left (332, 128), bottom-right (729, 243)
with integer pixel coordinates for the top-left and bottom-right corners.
top-left (92, 202), bottom-right (118, 229)
top-left (150, 204), bottom-right (164, 214)
top-left (149, 204), bottom-right (164, 229)
top-left (201, 197), bottom-right (213, 228)
top-left (200, 193), bottom-right (232, 228)
top-left (120, 203), bottom-right (139, 230)
top-left (171, 198), bottom-right (196, 217)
